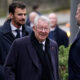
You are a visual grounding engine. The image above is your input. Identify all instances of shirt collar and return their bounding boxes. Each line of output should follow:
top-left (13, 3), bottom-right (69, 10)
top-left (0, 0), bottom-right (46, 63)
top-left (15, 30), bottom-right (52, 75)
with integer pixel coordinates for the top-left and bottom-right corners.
top-left (39, 40), bottom-right (46, 46)
top-left (42, 40), bottom-right (46, 46)
top-left (50, 27), bottom-right (56, 31)
top-left (30, 23), bottom-right (34, 28)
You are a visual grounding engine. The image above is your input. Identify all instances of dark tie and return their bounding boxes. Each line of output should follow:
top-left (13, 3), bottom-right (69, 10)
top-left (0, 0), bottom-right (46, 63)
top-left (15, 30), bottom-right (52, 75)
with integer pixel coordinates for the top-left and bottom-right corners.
top-left (15, 29), bottom-right (20, 38)
top-left (40, 43), bottom-right (43, 50)
top-left (40, 43), bottom-right (45, 51)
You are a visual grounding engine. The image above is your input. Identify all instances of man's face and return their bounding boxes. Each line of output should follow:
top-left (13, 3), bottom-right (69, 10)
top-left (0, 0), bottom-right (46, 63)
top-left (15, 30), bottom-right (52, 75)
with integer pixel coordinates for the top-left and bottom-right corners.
top-left (33, 19), bottom-right (50, 42)
top-left (75, 4), bottom-right (80, 25)
top-left (11, 8), bottom-right (26, 28)
top-left (49, 15), bottom-right (57, 28)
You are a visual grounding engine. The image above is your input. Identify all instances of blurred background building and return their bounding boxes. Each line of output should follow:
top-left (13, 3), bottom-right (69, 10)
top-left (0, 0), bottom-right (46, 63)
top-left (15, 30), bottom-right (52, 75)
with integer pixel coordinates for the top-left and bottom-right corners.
top-left (0, 0), bottom-right (70, 17)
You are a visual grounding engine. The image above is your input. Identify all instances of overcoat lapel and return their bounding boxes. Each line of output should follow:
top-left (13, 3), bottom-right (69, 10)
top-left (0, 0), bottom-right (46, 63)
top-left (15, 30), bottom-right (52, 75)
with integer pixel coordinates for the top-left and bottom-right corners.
top-left (2, 22), bottom-right (16, 44)
top-left (4, 32), bottom-right (15, 43)
top-left (50, 44), bottom-right (57, 80)
top-left (25, 37), bottom-right (40, 69)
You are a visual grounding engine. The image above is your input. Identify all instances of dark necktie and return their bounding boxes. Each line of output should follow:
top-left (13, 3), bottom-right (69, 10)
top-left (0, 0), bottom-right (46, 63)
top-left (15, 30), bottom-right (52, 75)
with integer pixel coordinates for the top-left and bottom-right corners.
top-left (40, 43), bottom-right (45, 51)
top-left (40, 43), bottom-right (43, 50)
top-left (15, 29), bottom-right (20, 38)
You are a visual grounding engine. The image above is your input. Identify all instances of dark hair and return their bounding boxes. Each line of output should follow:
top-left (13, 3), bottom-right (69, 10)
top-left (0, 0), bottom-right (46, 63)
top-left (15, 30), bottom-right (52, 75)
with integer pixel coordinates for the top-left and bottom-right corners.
top-left (32, 3), bottom-right (39, 10)
top-left (9, 1), bottom-right (26, 14)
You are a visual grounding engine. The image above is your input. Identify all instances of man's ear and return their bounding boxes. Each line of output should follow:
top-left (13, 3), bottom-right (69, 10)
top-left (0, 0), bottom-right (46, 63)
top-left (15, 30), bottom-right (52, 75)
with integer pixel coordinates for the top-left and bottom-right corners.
top-left (32, 26), bottom-right (35, 31)
top-left (9, 13), bottom-right (13, 19)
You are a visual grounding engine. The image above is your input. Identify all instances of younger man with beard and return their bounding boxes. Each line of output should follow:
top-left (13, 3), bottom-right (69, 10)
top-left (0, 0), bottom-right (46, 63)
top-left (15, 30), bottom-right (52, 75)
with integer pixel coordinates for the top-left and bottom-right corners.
top-left (0, 1), bottom-right (32, 80)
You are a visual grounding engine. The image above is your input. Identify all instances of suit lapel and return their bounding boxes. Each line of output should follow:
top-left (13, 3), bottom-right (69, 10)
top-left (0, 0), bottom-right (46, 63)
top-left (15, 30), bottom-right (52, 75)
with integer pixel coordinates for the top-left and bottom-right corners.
top-left (2, 21), bottom-right (16, 44)
top-left (25, 37), bottom-right (40, 69)
top-left (22, 25), bottom-right (30, 37)
top-left (4, 32), bottom-right (15, 44)
top-left (50, 42), bottom-right (57, 80)
top-left (22, 31), bottom-right (28, 37)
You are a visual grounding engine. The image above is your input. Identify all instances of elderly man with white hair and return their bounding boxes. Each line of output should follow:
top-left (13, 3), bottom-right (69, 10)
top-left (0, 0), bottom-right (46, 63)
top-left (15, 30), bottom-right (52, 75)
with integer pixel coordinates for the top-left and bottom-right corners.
top-left (4, 15), bottom-right (59, 80)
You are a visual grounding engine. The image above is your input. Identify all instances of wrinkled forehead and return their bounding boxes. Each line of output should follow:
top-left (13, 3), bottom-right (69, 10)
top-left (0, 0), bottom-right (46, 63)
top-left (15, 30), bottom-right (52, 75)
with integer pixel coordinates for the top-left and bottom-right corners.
top-left (37, 19), bottom-right (50, 28)
top-left (38, 19), bottom-right (49, 25)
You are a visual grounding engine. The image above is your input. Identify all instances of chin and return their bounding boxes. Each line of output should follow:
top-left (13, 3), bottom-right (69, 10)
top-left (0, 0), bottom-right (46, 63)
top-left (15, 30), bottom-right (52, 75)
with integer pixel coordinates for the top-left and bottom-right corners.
top-left (41, 38), bottom-right (46, 41)
top-left (20, 23), bottom-right (25, 26)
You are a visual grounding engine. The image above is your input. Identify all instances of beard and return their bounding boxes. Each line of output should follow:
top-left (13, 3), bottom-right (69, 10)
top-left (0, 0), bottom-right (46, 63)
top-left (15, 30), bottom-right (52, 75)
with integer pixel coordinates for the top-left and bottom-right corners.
top-left (13, 16), bottom-right (25, 25)
top-left (77, 22), bottom-right (80, 26)
top-left (16, 19), bottom-right (25, 26)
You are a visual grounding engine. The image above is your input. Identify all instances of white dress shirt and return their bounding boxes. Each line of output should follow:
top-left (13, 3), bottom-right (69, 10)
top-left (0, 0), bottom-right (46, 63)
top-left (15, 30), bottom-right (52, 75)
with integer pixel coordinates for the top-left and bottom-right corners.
top-left (30, 23), bottom-right (34, 28)
top-left (39, 40), bottom-right (46, 51)
top-left (10, 22), bottom-right (22, 37)
top-left (50, 27), bottom-right (56, 31)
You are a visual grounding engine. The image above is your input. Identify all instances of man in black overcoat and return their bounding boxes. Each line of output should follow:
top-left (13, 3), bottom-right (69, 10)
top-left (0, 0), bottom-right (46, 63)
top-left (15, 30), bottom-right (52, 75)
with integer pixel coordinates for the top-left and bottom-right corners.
top-left (0, 1), bottom-right (32, 80)
top-left (48, 13), bottom-right (69, 47)
top-left (4, 15), bottom-right (59, 80)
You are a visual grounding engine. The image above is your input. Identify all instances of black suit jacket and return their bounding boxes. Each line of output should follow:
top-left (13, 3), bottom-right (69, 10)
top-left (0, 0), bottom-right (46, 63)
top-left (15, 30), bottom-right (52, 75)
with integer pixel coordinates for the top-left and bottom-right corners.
top-left (4, 36), bottom-right (59, 80)
top-left (0, 19), bottom-right (32, 80)
top-left (48, 26), bottom-right (69, 47)
top-left (68, 31), bottom-right (80, 80)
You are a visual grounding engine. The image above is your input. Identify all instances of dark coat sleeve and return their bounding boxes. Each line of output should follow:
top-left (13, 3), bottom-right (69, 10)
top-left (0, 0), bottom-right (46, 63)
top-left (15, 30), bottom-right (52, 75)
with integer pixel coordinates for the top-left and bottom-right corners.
top-left (57, 28), bottom-right (69, 47)
top-left (4, 40), bottom-right (18, 80)
top-left (0, 34), bottom-right (6, 80)
top-left (68, 39), bottom-right (80, 80)
top-left (62, 32), bottom-right (69, 47)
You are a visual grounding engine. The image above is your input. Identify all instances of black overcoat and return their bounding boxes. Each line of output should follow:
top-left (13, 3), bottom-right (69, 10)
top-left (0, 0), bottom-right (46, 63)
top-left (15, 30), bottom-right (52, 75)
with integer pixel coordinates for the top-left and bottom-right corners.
top-left (0, 19), bottom-right (32, 80)
top-left (4, 36), bottom-right (59, 80)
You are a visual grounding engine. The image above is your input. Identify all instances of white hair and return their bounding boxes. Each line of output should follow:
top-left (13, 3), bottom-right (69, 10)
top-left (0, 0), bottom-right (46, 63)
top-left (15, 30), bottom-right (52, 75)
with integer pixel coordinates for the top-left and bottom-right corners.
top-left (34, 15), bottom-right (51, 27)
top-left (29, 11), bottom-right (38, 18)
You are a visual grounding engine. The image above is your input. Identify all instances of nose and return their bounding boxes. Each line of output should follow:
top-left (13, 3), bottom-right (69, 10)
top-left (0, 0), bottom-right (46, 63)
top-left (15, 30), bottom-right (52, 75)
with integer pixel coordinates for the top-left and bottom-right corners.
top-left (42, 28), bottom-right (45, 32)
top-left (22, 14), bottom-right (26, 19)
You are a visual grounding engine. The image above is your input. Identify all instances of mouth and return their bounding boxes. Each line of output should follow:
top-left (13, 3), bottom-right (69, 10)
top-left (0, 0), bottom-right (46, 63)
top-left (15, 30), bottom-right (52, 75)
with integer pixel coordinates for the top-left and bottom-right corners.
top-left (40, 34), bottom-right (47, 38)
top-left (20, 20), bottom-right (25, 23)
top-left (20, 19), bottom-right (25, 22)
top-left (40, 33), bottom-right (46, 36)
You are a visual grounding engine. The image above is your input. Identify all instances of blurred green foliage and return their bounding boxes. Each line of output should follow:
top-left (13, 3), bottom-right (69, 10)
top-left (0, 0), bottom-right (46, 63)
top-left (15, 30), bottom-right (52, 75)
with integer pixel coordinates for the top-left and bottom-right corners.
top-left (59, 45), bottom-right (71, 80)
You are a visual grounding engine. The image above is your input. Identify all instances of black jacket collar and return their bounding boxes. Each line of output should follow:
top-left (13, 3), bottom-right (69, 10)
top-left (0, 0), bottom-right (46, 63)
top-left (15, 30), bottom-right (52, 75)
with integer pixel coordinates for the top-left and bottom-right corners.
top-left (0, 19), bottom-right (31, 35)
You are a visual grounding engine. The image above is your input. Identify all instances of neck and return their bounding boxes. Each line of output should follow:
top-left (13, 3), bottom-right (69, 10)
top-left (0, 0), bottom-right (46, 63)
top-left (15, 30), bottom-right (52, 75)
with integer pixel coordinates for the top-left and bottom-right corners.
top-left (11, 21), bottom-right (21, 28)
